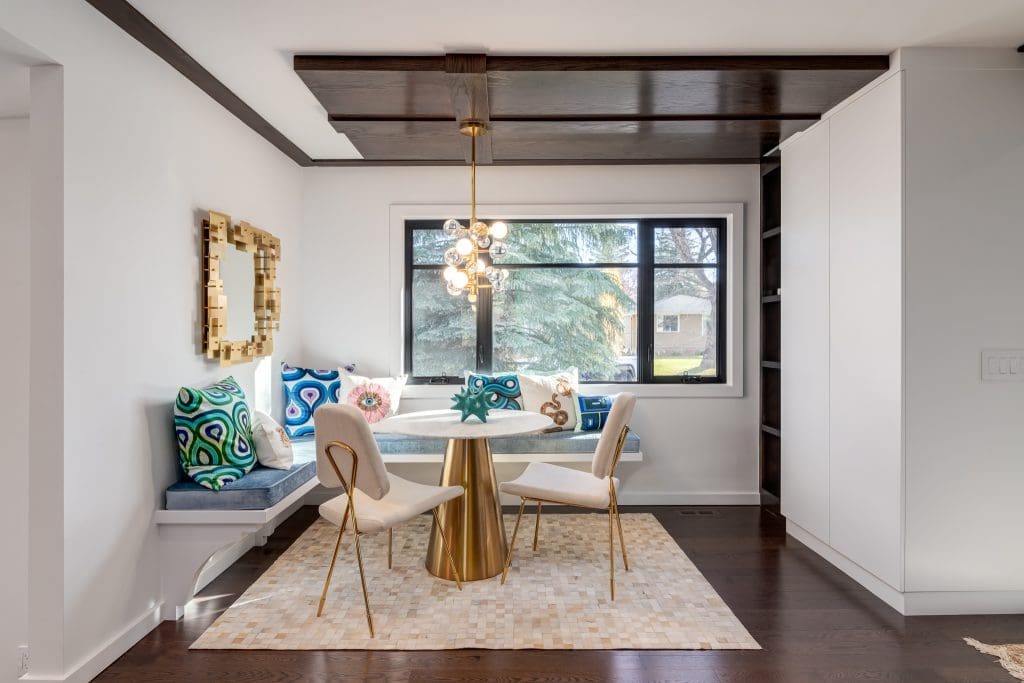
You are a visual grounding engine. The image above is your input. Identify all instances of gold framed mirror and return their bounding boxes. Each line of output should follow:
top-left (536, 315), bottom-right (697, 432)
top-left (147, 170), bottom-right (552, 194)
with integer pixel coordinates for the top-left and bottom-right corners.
top-left (202, 210), bottom-right (281, 366)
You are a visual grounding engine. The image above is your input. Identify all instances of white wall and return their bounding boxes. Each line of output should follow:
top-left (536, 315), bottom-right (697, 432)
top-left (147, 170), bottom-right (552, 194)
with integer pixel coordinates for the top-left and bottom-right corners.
top-left (300, 165), bottom-right (760, 504)
top-left (1, 1), bottom-right (305, 678)
top-left (0, 114), bottom-right (30, 679)
top-left (901, 48), bottom-right (1024, 595)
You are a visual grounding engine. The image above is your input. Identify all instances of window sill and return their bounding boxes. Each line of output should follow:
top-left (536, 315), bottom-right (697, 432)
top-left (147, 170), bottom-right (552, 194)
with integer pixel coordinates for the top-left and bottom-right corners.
top-left (402, 382), bottom-right (743, 400)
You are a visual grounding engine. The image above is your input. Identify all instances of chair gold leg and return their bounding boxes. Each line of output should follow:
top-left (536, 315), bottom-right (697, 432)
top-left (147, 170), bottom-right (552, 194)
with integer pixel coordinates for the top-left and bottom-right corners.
top-left (316, 503), bottom-right (350, 617)
top-left (431, 509), bottom-right (463, 590)
top-left (608, 505), bottom-right (615, 601)
top-left (533, 501), bottom-right (543, 551)
top-left (501, 498), bottom-right (527, 585)
top-left (387, 528), bottom-right (393, 569)
top-left (353, 532), bottom-right (374, 638)
top-left (612, 493), bottom-right (629, 571)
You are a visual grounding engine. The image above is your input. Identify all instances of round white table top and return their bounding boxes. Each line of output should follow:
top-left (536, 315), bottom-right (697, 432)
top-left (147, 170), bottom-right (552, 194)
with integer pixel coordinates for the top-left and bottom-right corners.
top-left (373, 409), bottom-right (553, 439)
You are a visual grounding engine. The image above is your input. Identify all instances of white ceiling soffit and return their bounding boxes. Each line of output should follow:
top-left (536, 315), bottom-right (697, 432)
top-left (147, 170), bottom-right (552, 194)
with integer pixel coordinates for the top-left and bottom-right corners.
top-left (0, 26), bottom-right (53, 118)
top-left (131, 0), bottom-right (1024, 160)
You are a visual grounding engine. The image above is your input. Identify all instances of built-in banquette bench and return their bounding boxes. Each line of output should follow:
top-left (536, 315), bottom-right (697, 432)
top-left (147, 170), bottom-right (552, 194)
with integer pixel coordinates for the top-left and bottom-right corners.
top-left (155, 430), bottom-right (641, 619)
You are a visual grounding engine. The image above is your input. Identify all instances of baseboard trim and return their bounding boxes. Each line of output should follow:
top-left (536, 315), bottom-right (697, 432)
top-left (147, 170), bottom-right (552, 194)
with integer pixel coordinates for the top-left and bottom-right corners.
top-left (786, 520), bottom-right (906, 614)
top-left (903, 590), bottom-right (1024, 616)
top-left (22, 604), bottom-right (162, 682)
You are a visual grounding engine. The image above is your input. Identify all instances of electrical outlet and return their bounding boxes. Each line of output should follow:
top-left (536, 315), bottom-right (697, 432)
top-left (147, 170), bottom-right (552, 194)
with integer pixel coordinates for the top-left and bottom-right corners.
top-left (981, 350), bottom-right (1024, 381)
top-left (17, 646), bottom-right (29, 677)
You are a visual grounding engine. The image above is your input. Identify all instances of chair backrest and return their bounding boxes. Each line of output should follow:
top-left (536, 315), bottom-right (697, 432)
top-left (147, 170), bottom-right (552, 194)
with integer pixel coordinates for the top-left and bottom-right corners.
top-left (591, 392), bottom-right (637, 478)
top-left (313, 404), bottom-right (391, 500)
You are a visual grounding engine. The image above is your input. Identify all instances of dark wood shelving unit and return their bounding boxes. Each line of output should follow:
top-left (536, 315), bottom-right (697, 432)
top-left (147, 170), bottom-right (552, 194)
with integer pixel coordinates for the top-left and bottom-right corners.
top-left (760, 159), bottom-right (782, 508)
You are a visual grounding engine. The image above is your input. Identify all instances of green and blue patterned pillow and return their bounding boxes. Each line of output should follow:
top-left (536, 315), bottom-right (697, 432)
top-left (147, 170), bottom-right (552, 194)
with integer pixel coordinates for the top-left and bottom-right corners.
top-left (575, 394), bottom-right (616, 432)
top-left (174, 376), bottom-right (256, 490)
top-left (466, 372), bottom-right (522, 410)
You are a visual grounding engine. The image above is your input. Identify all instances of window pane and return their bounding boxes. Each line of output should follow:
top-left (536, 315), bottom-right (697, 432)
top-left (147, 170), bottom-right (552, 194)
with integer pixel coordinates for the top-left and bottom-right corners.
top-left (492, 268), bottom-right (638, 382)
top-left (411, 228), bottom-right (452, 265)
top-left (655, 226), bottom-right (718, 264)
top-left (653, 267), bottom-right (718, 377)
top-left (500, 221), bottom-right (637, 264)
top-left (411, 269), bottom-right (475, 377)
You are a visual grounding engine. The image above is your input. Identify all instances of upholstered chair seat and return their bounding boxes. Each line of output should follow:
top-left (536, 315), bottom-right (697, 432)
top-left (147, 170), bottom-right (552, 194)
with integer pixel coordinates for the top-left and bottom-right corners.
top-left (500, 462), bottom-right (619, 509)
top-left (498, 392), bottom-right (638, 599)
top-left (319, 473), bottom-right (463, 534)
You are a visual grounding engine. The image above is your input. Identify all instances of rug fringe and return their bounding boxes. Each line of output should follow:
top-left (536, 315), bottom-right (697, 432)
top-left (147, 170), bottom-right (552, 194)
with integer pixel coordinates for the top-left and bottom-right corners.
top-left (965, 637), bottom-right (1024, 681)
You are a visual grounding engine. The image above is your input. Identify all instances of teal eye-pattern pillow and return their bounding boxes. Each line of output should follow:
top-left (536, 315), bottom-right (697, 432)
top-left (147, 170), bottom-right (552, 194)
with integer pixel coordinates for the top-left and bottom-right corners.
top-left (466, 373), bottom-right (522, 410)
top-left (575, 394), bottom-right (615, 432)
top-left (174, 376), bottom-right (256, 490)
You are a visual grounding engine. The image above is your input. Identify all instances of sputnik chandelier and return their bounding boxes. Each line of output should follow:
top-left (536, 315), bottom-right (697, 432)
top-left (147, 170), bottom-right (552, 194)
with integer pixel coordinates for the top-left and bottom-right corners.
top-left (441, 120), bottom-right (510, 302)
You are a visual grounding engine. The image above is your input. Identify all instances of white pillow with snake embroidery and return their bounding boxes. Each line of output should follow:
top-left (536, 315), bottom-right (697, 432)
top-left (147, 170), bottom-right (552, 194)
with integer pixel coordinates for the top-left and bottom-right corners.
top-left (517, 368), bottom-right (579, 432)
top-left (252, 410), bottom-right (294, 469)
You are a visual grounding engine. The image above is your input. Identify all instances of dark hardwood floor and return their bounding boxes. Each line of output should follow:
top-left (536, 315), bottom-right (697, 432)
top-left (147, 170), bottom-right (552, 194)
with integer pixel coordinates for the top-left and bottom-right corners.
top-left (98, 506), bottom-right (1022, 682)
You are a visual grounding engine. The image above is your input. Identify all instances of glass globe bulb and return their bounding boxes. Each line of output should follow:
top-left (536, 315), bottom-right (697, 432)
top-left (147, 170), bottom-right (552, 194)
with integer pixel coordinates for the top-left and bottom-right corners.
top-left (476, 234), bottom-right (492, 249)
top-left (452, 270), bottom-right (469, 289)
top-left (476, 256), bottom-right (489, 273)
top-left (467, 292), bottom-right (477, 304)
top-left (443, 247), bottom-right (463, 267)
top-left (443, 218), bottom-right (464, 237)
top-left (447, 283), bottom-right (463, 296)
top-left (485, 265), bottom-right (497, 280)
top-left (455, 237), bottom-right (474, 256)
top-left (443, 265), bottom-right (458, 282)
top-left (492, 278), bottom-right (505, 293)
top-left (489, 240), bottom-right (508, 260)
top-left (490, 221), bottom-right (508, 239)
top-left (471, 221), bottom-right (489, 236)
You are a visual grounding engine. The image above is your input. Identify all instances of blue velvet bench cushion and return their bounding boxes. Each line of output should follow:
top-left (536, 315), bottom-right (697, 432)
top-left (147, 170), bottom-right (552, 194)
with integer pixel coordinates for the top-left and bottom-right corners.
top-left (165, 449), bottom-right (316, 511)
top-left (292, 430), bottom-right (640, 456)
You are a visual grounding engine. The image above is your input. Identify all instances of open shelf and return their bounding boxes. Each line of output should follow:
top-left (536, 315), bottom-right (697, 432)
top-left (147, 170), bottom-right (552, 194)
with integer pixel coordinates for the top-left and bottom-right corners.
top-left (760, 159), bottom-right (782, 504)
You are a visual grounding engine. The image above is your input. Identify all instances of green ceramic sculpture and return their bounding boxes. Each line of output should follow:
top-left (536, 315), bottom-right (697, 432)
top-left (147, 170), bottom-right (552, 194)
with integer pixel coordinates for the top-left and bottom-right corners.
top-left (451, 387), bottom-right (492, 423)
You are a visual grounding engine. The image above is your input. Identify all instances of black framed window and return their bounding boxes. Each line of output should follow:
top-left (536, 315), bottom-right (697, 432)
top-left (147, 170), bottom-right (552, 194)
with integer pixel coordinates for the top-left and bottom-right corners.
top-left (405, 218), bottom-right (726, 384)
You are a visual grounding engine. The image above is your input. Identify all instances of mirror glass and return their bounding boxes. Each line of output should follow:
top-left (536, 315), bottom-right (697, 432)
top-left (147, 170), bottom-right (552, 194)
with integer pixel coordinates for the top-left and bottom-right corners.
top-left (220, 246), bottom-right (256, 340)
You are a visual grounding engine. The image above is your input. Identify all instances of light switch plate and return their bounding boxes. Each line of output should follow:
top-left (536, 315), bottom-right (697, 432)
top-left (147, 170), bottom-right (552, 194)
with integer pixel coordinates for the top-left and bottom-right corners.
top-left (981, 350), bottom-right (1024, 381)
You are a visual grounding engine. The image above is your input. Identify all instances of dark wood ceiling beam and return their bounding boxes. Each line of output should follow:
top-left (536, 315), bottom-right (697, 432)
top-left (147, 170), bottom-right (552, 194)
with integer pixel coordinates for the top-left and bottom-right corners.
top-left (445, 54), bottom-right (492, 164)
top-left (310, 157), bottom-right (761, 167)
top-left (329, 113), bottom-right (821, 123)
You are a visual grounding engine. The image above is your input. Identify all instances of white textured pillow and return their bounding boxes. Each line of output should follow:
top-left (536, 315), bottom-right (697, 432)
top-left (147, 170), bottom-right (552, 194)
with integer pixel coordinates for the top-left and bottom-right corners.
top-left (518, 368), bottom-right (580, 431)
top-left (252, 410), bottom-right (295, 469)
top-left (339, 372), bottom-right (407, 424)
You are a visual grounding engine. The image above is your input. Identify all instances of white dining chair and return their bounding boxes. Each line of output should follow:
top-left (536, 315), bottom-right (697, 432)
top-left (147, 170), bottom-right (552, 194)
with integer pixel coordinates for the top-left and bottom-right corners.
top-left (313, 403), bottom-right (464, 636)
top-left (498, 392), bottom-right (637, 599)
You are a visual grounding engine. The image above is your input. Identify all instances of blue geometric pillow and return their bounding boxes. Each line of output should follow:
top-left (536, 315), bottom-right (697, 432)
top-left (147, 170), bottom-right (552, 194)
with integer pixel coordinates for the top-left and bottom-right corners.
top-left (575, 394), bottom-right (615, 432)
top-left (466, 373), bottom-right (522, 410)
top-left (174, 376), bottom-right (256, 490)
top-left (281, 363), bottom-right (342, 438)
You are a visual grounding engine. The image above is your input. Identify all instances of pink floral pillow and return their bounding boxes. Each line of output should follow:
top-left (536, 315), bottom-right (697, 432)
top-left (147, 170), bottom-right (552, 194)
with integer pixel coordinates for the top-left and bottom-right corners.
top-left (338, 372), bottom-right (407, 424)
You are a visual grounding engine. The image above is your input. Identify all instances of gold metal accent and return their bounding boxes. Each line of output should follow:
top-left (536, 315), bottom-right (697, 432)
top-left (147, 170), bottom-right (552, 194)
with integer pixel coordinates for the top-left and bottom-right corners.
top-left (532, 501), bottom-right (543, 551)
top-left (427, 437), bottom-right (508, 581)
top-left (431, 509), bottom-right (464, 591)
top-left (316, 440), bottom-right (463, 637)
top-left (202, 210), bottom-right (281, 366)
top-left (500, 425), bottom-right (632, 599)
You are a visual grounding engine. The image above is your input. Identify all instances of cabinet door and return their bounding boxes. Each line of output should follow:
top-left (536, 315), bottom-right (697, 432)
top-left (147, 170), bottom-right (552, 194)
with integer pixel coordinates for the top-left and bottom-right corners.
top-left (828, 73), bottom-right (904, 590)
top-left (781, 121), bottom-right (831, 542)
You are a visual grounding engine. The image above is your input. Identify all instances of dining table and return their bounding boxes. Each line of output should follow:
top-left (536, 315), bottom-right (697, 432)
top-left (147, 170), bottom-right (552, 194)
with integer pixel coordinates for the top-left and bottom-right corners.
top-left (373, 408), bottom-right (553, 581)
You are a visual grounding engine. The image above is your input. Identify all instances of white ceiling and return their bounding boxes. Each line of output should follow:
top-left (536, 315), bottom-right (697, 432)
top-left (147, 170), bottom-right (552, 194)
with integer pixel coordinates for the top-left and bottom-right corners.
top-left (131, 0), bottom-right (1024, 160)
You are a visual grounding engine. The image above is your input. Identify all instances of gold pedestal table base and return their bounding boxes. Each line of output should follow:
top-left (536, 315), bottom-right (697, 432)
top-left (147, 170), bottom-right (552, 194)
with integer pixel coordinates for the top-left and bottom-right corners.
top-left (426, 437), bottom-right (507, 581)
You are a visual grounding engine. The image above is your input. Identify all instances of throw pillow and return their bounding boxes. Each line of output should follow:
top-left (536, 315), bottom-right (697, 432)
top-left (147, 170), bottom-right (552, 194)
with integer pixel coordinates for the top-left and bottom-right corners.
top-left (174, 376), bottom-right (256, 490)
top-left (281, 363), bottom-right (342, 438)
top-left (252, 410), bottom-right (294, 469)
top-left (339, 372), bottom-right (407, 424)
top-left (465, 372), bottom-right (523, 410)
top-left (575, 393), bottom-right (616, 432)
top-left (518, 368), bottom-right (580, 431)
